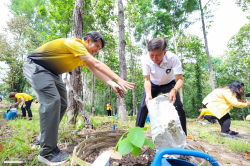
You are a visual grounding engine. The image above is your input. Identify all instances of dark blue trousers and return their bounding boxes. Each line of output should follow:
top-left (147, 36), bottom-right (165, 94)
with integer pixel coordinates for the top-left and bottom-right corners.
top-left (136, 80), bottom-right (187, 135)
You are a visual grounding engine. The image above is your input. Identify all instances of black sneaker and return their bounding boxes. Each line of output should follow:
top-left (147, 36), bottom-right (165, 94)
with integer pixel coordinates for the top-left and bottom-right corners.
top-left (38, 146), bottom-right (69, 165)
top-left (229, 131), bottom-right (239, 135)
top-left (31, 140), bottom-right (40, 149)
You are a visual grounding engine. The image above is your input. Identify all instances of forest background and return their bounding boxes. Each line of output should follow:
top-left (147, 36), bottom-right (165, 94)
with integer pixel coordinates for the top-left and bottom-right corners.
top-left (0, 0), bottom-right (250, 122)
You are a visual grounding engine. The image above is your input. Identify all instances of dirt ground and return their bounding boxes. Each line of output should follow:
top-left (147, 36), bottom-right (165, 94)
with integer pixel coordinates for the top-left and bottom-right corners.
top-left (58, 123), bottom-right (250, 166)
top-left (1, 100), bottom-right (250, 166)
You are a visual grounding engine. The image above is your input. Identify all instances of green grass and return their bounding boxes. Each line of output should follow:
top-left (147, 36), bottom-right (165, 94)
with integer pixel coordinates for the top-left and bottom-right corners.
top-left (187, 119), bottom-right (250, 153)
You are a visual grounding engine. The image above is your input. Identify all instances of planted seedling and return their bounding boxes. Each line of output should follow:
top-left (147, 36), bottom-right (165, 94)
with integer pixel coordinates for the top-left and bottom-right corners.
top-left (114, 127), bottom-right (154, 157)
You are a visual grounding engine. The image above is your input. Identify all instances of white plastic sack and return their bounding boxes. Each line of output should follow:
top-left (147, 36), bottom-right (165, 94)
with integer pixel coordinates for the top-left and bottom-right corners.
top-left (147, 94), bottom-right (186, 154)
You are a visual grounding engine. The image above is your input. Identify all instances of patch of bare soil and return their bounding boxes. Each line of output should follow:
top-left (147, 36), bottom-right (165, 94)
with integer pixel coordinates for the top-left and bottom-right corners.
top-left (82, 147), bottom-right (156, 166)
top-left (195, 137), bottom-right (250, 165)
top-left (0, 102), bottom-right (8, 109)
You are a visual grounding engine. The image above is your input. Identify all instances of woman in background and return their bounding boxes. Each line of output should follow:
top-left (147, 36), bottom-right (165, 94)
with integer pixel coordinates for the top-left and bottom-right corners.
top-left (202, 81), bottom-right (250, 138)
top-left (8, 92), bottom-right (33, 120)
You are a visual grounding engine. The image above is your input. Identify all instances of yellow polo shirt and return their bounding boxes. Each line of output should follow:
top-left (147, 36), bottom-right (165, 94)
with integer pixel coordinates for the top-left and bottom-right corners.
top-left (202, 88), bottom-right (247, 119)
top-left (28, 38), bottom-right (91, 75)
top-left (15, 93), bottom-right (33, 102)
top-left (107, 104), bottom-right (112, 110)
top-left (200, 109), bottom-right (215, 116)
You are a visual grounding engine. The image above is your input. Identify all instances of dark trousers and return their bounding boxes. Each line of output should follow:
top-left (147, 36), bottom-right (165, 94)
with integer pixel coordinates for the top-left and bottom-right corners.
top-left (218, 113), bottom-right (231, 133)
top-left (21, 99), bottom-right (33, 117)
top-left (107, 110), bottom-right (111, 116)
top-left (203, 115), bottom-right (217, 123)
top-left (136, 80), bottom-right (187, 135)
top-left (23, 62), bottom-right (67, 156)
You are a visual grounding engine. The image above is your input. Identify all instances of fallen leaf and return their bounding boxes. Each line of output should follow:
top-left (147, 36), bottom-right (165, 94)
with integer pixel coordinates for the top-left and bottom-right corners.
top-left (243, 153), bottom-right (250, 160)
top-left (0, 144), bottom-right (4, 152)
top-left (187, 135), bottom-right (195, 140)
top-left (217, 129), bottom-right (221, 132)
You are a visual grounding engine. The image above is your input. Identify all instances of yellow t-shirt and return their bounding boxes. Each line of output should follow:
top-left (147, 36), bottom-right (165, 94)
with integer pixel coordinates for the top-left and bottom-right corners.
top-left (28, 38), bottom-right (91, 75)
top-left (107, 104), bottom-right (112, 110)
top-left (200, 109), bottom-right (215, 116)
top-left (15, 93), bottom-right (33, 102)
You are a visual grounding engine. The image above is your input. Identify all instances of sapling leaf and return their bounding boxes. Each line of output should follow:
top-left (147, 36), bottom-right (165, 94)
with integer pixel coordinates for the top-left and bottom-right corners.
top-left (118, 138), bottom-right (133, 155)
top-left (114, 131), bottom-right (128, 153)
top-left (142, 127), bottom-right (148, 131)
top-left (143, 138), bottom-right (154, 149)
top-left (132, 145), bottom-right (141, 157)
top-left (128, 127), bottom-right (145, 148)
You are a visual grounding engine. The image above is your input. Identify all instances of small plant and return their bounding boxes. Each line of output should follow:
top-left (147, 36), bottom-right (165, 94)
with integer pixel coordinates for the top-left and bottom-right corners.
top-left (76, 119), bottom-right (84, 130)
top-left (91, 118), bottom-right (97, 128)
top-left (114, 127), bottom-right (154, 157)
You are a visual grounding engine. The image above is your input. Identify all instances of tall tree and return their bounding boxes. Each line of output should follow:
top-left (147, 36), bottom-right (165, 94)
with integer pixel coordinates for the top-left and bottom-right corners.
top-left (117, 0), bottom-right (128, 121)
top-left (67, 0), bottom-right (92, 128)
top-left (0, 16), bottom-right (38, 93)
top-left (199, 0), bottom-right (215, 90)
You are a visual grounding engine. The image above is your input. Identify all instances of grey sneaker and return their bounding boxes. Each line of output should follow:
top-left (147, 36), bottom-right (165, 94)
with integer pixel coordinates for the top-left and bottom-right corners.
top-left (38, 146), bottom-right (69, 165)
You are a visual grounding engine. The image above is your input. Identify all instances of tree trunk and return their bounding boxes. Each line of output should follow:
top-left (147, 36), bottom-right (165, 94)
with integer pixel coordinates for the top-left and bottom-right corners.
top-left (91, 73), bottom-right (96, 115)
top-left (128, 24), bottom-right (137, 116)
top-left (67, 0), bottom-right (92, 128)
top-left (132, 63), bottom-right (137, 116)
top-left (241, 108), bottom-right (245, 121)
top-left (64, 77), bottom-right (93, 129)
top-left (237, 109), bottom-right (240, 120)
top-left (109, 86), bottom-right (113, 115)
top-left (170, 22), bottom-right (184, 103)
top-left (199, 0), bottom-right (215, 91)
top-left (117, 0), bottom-right (128, 121)
top-left (104, 84), bottom-right (107, 115)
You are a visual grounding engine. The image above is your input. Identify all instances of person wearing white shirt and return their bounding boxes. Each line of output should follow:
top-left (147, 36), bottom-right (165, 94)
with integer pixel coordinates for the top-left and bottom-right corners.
top-left (136, 38), bottom-right (187, 135)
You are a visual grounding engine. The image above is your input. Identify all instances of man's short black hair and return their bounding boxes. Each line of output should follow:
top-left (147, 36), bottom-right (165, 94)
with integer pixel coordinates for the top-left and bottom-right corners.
top-left (197, 107), bottom-right (202, 110)
top-left (83, 31), bottom-right (105, 48)
top-left (148, 38), bottom-right (167, 51)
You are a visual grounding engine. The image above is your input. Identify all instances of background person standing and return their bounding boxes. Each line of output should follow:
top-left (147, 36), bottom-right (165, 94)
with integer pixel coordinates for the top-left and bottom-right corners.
top-left (107, 103), bottom-right (112, 116)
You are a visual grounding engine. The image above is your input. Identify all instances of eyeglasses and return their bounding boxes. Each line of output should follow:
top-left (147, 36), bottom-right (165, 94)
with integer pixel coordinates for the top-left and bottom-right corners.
top-left (157, 66), bottom-right (171, 74)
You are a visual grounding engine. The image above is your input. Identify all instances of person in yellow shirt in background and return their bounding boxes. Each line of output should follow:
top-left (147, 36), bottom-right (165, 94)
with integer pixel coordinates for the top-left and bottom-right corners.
top-left (107, 103), bottom-right (112, 116)
top-left (23, 31), bottom-right (134, 165)
top-left (8, 92), bottom-right (33, 120)
top-left (196, 107), bottom-right (217, 124)
top-left (246, 114), bottom-right (250, 121)
top-left (203, 81), bottom-right (250, 139)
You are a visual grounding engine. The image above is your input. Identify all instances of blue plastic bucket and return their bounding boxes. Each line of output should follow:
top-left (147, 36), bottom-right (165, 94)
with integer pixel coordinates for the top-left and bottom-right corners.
top-left (151, 148), bottom-right (219, 166)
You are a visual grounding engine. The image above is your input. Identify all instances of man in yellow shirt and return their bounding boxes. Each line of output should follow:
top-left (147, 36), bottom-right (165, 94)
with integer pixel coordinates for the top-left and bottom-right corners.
top-left (196, 107), bottom-right (217, 124)
top-left (23, 31), bottom-right (134, 165)
top-left (8, 92), bottom-right (33, 120)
